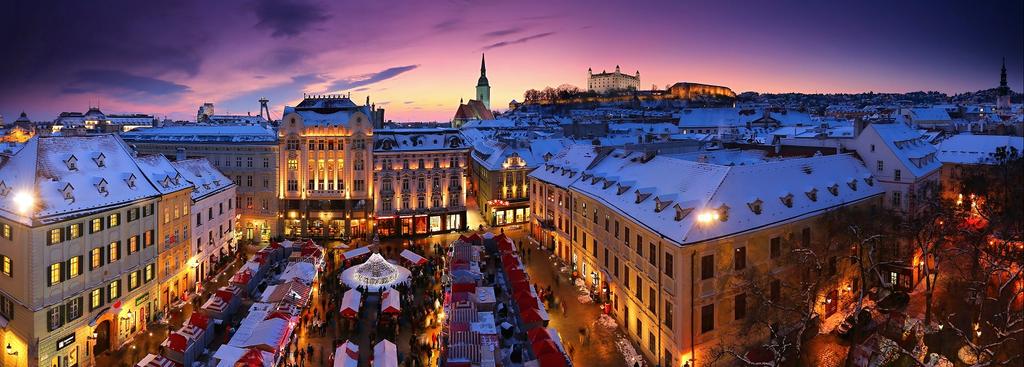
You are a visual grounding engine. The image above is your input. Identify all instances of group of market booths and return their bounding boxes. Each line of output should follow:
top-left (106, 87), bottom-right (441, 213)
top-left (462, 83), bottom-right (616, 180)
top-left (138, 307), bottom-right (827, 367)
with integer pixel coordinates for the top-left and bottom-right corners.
top-left (135, 239), bottom-right (324, 367)
top-left (441, 232), bottom-right (570, 367)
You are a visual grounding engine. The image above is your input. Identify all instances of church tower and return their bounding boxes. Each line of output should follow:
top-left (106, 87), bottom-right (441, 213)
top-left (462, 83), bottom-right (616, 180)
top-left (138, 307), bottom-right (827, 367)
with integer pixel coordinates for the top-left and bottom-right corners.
top-left (476, 53), bottom-right (491, 110)
top-left (996, 57), bottom-right (1012, 111)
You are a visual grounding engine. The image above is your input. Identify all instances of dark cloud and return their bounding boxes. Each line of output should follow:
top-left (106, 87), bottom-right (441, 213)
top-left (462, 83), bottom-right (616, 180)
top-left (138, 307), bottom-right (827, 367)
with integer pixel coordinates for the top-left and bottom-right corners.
top-left (433, 19), bottom-right (462, 32)
top-left (481, 28), bottom-right (522, 38)
top-left (253, 0), bottom-right (329, 37)
top-left (353, 87), bottom-right (370, 92)
top-left (62, 69), bottom-right (191, 96)
top-left (328, 65), bottom-right (419, 91)
top-left (403, 101), bottom-right (415, 104)
top-left (481, 32), bottom-right (556, 50)
top-left (247, 47), bottom-right (311, 70)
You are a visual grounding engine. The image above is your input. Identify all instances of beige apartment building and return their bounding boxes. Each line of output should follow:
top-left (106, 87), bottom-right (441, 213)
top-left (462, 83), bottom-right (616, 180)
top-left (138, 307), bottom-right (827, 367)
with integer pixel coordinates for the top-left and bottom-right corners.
top-left (548, 149), bottom-right (882, 366)
top-left (121, 125), bottom-right (280, 242)
top-left (528, 144), bottom-right (598, 257)
top-left (372, 128), bottom-right (470, 237)
top-left (0, 135), bottom-right (162, 367)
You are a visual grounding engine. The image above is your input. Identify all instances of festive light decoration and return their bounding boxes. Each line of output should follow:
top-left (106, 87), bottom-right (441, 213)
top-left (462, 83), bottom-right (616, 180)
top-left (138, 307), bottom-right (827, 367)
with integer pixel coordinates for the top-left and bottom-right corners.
top-left (340, 253), bottom-right (411, 291)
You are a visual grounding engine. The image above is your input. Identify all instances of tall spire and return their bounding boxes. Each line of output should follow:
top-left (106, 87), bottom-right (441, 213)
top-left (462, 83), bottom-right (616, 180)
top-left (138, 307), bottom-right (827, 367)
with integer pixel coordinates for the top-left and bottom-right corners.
top-left (1000, 57), bottom-right (1008, 88)
top-left (481, 53), bottom-right (487, 76)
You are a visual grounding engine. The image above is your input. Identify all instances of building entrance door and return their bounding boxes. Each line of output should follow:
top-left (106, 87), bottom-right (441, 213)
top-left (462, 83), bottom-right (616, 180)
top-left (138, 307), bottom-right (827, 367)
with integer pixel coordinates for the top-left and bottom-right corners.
top-left (93, 320), bottom-right (111, 355)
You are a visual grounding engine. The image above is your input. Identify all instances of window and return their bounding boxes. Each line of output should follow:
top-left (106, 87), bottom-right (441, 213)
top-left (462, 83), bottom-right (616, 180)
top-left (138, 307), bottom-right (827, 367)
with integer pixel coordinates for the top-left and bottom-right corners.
top-left (0, 223), bottom-right (10, 241)
top-left (108, 213), bottom-right (119, 227)
top-left (47, 306), bottom-right (63, 331)
top-left (66, 297), bottom-right (83, 322)
top-left (69, 223), bottom-right (81, 239)
top-left (770, 237), bottom-right (781, 259)
top-left (247, 157), bottom-right (253, 168)
top-left (144, 263), bottom-right (155, 282)
top-left (129, 271), bottom-right (140, 291)
top-left (90, 247), bottom-right (103, 270)
top-left (127, 208), bottom-right (139, 222)
top-left (624, 227), bottom-right (630, 244)
top-left (735, 293), bottom-right (747, 320)
top-left (49, 262), bottom-right (62, 286)
top-left (701, 254), bottom-right (714, 280)
top-left (734, 246), bottom-right (746, 270)
top-left (664, 301), bottom-right (673, 329)
top-left (664, 253), bottom-right (674, 278)
top-left (0, 255), bottom-right (10, 276)
top-left (701, 304), bottom-right (715, 333)
top-left (876, 160), bottom-right (883, 172)
top-left (246, 176), bottom-right (252, 187)
top-left (143, 230), bottom-right (154, 247)
top-left (263, 158), bottom-right (270, 168)
top-left (0, 294), bottom-right (12, 321)
top-left (49, 228), bottom-right (63, 245)
top-left (287, 180), bottom-right (298, 191)
top-left (801, 227), bottom-right (811, 247)
top-left (614, 220), bottom-right (619, 238)
top-left (894, 169), bottom-right (901, 182)
top-left (649, 243), bottom-right (656, 265)
top-left (108, 241), bottom-right (120, 262)
top-left (892, 191), bottom-right (902, 207)
top-left (635, 276), bottom-right (643, 299)
top-left (88, 288), bottom-right (105, 310)
top-left (603, 248), bottom-right (609, 268)
top-left (648, 288), bottom-right (656, 313)
top-left (870, 144), bottom-right (875, 152)
top-left (69, 256), bottom-right (81, 278)
top-left (354, 180), bottom-right (365, 192)
top-left (108, 280), bottom-right (121, 301)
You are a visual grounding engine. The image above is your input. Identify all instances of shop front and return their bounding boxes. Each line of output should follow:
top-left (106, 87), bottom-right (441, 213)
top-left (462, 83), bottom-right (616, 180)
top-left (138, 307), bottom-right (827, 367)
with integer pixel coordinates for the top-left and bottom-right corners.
top-left (375, 211), bottom-right (467, 237)
top-left (490, 202), bottom-right (530, 226)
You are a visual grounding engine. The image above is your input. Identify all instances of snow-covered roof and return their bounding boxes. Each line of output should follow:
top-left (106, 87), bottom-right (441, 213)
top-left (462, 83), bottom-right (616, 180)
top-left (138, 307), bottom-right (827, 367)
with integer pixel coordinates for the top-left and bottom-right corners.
top-left (135, 155), bottom-right (191, 195)
top-left (903, 107), bottom-right (951, 122)
top-left (865, 123), bottom-right (941, 177)
top-left (292, 110), bottom-right (357, 127)
top-left (471, 138), bottom-right (573, 171)
top-left (0, 135), bottom-right (162, 225)
top-left (459, 119), bottom-right (517, 129)
top-left (121, 125), bottom-right (278, 144)
top-left (668, 149), bottom-right (767, 166)
top-left (678, 108), bottom-right (762, 128)
top-left (374, 128), bottom-right (468, 152)
top-left (935, 134), bottom-right (1024, 165)
top-left (171, 158), bottom-right (233, 200)
top-left (570, 150), bottom-right (882, 246)
top-left (608, 122), bottom-right (680, 135)
top-left (528, 144), bottom-right (600, 187)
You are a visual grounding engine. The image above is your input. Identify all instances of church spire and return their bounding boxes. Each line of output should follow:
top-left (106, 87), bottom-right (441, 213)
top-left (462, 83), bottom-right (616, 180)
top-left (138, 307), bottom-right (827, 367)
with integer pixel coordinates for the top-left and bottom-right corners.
top-left (481, 53), bottom-right (487, 76)
top-left (1000, 57), bottom-right (1008, 89)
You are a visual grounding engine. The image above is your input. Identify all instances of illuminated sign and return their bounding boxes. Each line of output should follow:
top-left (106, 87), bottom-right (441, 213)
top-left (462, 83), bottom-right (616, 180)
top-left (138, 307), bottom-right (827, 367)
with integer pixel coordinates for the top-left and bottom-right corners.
top-left (56, 333), bottom-right (75, 350)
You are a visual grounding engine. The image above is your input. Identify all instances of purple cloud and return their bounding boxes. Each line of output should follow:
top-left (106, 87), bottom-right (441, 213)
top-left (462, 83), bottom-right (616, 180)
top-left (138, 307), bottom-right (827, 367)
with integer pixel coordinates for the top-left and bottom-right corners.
top-left (481, 32), bottom-right (555, 50)
top-left (328, 65), bottom-right (419, 91)
top-left (253, 0), bottom-right (329, 38)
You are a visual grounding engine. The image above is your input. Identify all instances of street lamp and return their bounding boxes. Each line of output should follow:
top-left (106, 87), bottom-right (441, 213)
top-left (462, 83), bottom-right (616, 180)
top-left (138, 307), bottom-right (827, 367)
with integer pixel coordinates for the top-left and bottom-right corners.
top-left (5, 343), bottom-right (16, 356)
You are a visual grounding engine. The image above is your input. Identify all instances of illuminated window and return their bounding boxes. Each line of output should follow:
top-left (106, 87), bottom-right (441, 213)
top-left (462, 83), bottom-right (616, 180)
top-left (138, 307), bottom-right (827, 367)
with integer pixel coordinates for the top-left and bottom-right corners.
top-left (129, 272), bottom-right (140, 290)
top-left (49, 262), bottom-right (62, 286)
top-left (0, 255), bottom-right (10, 276)
top-left (108, 241), bottom-right (120, 262)
top-left (145, 264), bottom-right (155, 282)
top-left (69, 256), bottom-right (81, 278)
top-left (90, 248), bottom-right (103, 269)
top-left (108, 213), bottom-right (119, 227)
top-left (1, 224), bottom-right (10, 240)
top-left (90, 218), bottom-right (103, 233)
top-left (90, 289), bottom-right (103, 310)
top-left (108, 280), bottom-right (120, 301)
top-left (49, 228), bottom-right (62, 245)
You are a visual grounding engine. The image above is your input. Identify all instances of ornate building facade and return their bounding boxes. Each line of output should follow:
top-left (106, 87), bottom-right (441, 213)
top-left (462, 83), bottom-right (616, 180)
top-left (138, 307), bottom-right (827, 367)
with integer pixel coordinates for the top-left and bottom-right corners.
top-left (372, 128), bottom-right (470, 236)
top-left (278, 95), bottom-right (376, 239)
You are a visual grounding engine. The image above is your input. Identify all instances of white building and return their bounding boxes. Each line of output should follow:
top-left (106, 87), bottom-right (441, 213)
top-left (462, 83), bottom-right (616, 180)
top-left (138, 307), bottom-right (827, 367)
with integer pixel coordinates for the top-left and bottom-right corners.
top-left (588, 65), bottom-right (640, 93)
top-left (172, 158), bottom-right (236, 286)
top-left (845, 122), bottom-right (941, 212)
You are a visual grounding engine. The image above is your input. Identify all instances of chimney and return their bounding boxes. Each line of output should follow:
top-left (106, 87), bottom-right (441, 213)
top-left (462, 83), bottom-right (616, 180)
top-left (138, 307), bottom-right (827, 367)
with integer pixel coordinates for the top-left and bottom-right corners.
top-left (854, 118), bottom-right (867, 138)
top-left (175, 147), bottom-right (186, 161)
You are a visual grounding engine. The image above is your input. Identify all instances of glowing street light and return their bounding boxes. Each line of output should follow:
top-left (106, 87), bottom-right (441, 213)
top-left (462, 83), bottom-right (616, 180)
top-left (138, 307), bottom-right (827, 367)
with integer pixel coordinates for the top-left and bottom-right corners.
top-left (696, 210), bottom-right (719, 224)
top-left (12, 191), bottom-right (34, 214)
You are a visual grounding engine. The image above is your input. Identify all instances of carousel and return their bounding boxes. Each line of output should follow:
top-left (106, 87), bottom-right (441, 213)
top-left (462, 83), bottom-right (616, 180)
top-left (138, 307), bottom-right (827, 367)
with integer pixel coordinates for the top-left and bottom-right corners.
top-left (339, 252), bottom-right (411, 292)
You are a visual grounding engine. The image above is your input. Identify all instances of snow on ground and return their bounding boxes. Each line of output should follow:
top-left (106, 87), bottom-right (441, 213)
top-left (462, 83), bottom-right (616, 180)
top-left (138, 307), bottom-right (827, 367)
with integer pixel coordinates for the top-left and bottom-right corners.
top-left (616, 336), bottom-right (645, 367)
top-left (595, 314), bottom-right (618, 330)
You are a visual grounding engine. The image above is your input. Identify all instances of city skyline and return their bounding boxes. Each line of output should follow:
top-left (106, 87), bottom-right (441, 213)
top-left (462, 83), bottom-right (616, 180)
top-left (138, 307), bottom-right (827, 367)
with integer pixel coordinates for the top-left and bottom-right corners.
top-left (1, 0), bottom-right (1022, 122)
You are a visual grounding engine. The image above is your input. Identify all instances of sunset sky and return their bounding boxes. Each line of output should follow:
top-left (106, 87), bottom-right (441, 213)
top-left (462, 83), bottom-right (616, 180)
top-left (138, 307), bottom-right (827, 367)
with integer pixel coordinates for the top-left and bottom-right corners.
top-left (1, 0), bottom-right (1021, 122)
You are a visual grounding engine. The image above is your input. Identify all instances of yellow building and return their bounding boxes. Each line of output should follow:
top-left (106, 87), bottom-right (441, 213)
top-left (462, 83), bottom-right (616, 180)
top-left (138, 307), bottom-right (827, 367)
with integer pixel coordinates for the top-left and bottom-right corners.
top-left (0, 135), bottom-right (162, 367)
top-left (135, 155), bottom-right (194, 311)
top-left (548, 149), bottom-right (882, 366)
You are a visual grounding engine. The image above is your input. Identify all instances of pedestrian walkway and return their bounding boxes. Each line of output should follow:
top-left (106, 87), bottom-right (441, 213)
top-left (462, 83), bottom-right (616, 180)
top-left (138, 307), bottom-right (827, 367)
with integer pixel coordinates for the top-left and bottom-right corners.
top-left (511, 231), bottom-right (629, 366)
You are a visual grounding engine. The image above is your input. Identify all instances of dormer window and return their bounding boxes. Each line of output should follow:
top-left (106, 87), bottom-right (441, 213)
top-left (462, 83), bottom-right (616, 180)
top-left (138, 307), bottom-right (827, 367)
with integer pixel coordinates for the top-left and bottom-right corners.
top-left (93, 153), bottom-right (106, 168)
top-left (161, 176), bottom-right (172, 188)
top-left (581, 173), bottom-right (592, 181)
top-left (716, 204), bottom-right (730, 221)
top-left (602, 180), bottom-right (615, 190)
top-left (654, 197), bottom-right (673, 213)
top-left (635, 190), bottom-right (651, 204)
top-left (125, 174), bottom-right (137, 189)
top-left (805, 188), bottom-right (818, 202)
top-left (864, 177), bottom-right (874, 186)
top-left (95, 179), bottom-right (108, 196)
top-left (616, 184), bottom-right (631, 195)
top-left (203, 183), bottom-right (211, 190)
top-left (779, 193), bottom-right (794, 208)
top-left (673, 204), bottom-right (693, 221)
top-left (61, 183), bottom-right (75, 202)
top-left (747, 198), bottom-right (763, 214)
top-left (65, 155), bottom-right (78, 171)
top-left (591, 176), bottom-right (601, 185)
top-left (0, 181), bottom-right (9, 197)
top-left (828, 184), bottom-right (839, 196)
top-left (847, 179), bottom-right (857, 191)
top-left (213, 179), bottom-right (221, 186)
